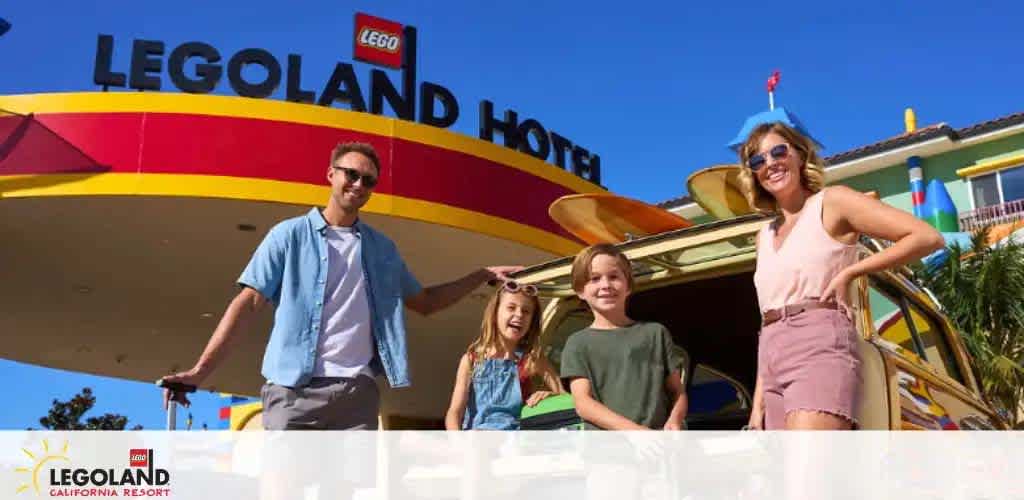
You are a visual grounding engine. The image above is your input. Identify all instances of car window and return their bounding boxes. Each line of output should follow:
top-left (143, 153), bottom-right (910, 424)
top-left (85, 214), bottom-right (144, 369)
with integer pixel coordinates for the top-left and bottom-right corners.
top-left (905, 302), bottom-right (965, 384)
top-left (868, 284), bottom-right (917, 352)
top-left (869, 279), bottom-right (966, 385)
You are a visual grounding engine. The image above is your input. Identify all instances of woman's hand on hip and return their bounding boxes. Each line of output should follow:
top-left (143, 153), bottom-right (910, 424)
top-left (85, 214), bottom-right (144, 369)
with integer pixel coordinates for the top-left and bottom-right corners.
top-left (822, 268), bottom-right (855, 307)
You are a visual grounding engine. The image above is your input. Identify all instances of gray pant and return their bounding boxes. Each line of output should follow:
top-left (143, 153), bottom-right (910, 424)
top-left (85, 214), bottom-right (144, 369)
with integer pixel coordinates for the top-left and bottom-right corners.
top-left (261, 375), bottom-right (380, 430)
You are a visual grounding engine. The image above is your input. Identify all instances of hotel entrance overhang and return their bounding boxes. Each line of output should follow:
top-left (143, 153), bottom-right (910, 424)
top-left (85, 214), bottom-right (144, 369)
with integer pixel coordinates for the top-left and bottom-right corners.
top-left (0, 90), bottom-right (601, 427)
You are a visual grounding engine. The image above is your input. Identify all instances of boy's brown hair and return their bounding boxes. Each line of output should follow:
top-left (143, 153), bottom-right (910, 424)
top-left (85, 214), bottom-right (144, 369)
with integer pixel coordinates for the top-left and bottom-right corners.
top-left (570, 243), bottom-right (634, 293)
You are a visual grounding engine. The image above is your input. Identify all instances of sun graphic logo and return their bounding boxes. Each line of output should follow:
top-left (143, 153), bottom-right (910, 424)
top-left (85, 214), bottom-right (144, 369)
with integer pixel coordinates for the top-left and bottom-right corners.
top-left (14, 439), bottom-right (70, 495)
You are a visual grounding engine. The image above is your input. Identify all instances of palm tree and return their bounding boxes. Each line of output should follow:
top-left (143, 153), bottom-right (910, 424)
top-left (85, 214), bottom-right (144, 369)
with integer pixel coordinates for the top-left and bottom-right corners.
top-left (913, 226), bottom-right (1024, 428)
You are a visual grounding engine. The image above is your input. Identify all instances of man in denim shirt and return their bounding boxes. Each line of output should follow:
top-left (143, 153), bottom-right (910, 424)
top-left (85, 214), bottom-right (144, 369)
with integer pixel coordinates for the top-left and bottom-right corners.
top-left (162, 142), bottom-right (518, 429)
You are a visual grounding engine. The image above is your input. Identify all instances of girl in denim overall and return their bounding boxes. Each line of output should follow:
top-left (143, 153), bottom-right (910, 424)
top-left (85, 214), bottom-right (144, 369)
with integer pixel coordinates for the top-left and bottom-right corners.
top-left (445, 281), bottom-right (564, 430)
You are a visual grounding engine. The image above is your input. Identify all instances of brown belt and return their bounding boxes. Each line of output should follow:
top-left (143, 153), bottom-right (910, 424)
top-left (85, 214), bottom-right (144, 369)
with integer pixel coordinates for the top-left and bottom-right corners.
top-left (761, 300), bottom-right (839, 327)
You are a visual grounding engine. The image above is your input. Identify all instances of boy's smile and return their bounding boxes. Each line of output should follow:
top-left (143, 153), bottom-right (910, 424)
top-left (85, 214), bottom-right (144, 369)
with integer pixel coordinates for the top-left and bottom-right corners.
top-left (580, 254), bottom-right (630, 315)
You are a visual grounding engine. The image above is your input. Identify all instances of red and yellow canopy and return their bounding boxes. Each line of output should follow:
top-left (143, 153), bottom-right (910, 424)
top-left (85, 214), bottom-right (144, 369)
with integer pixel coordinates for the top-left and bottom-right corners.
top-left (0, 92), bottom-right (601, 255)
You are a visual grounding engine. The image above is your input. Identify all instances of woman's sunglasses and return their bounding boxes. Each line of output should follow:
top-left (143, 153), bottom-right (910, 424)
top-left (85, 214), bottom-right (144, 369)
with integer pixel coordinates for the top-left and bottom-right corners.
top-left (494, 280), bottom-right (538, 297)
top-left (333, 166), bottom-right (379, 188)
top-left (746, 143), bottom-right (791, 171)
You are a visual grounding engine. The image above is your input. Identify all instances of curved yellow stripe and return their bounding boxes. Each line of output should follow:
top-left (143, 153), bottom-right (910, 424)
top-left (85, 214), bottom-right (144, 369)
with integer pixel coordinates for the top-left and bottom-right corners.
top-left (956, 151), bottom-right (1024, 178)
top-left (0, 92), bottom-right (605, 196)
top-left (0, 173), bottom-right (582, 256)
top-left (229, 401), bottom-right (264, 431)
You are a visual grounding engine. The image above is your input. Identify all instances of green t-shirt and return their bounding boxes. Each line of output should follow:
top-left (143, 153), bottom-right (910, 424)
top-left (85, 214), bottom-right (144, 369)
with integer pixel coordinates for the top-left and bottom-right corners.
top-left (560, 321), bottom-right (684, 429)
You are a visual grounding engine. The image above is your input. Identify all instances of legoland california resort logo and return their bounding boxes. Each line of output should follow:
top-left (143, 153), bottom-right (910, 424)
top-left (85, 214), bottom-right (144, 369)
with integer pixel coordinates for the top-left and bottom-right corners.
top-left (14, 440), bottom-right (171, 497)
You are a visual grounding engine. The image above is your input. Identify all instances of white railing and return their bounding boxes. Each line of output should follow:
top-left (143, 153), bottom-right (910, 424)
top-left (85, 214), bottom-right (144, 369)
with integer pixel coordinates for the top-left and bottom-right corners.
top-left (959, 199), bottom-right (1024, 231)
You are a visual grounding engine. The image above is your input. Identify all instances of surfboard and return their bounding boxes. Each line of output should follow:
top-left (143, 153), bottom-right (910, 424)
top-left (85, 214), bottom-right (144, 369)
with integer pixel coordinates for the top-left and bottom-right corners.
top-left (548, 193), bottom-right (693, 245)
top-left (686, 164), bottom-right (755, 220)
top-left (988, 220), bottom-right (1024, 246)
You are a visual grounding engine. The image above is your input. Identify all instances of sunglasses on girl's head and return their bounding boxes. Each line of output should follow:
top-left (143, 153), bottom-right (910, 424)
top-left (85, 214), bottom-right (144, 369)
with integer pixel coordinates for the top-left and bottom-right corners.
top-left (332, 166), bottom-right (379, 188)
top-left (746, 143), bottom-right (791, 171)
top-left (500, 280), bottom-right (538, 297)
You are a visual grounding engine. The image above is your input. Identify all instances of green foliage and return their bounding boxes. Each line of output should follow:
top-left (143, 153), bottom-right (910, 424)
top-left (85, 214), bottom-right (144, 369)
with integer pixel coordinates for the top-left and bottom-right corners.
top-left (36, 387), bottom-right (143, 430)
top-left (913, 226), bottom-right (1024, 427)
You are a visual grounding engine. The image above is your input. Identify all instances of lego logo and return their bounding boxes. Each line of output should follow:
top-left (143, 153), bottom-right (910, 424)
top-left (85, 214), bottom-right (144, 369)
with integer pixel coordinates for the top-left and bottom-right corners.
top-left (358, 28), bottom-right (400, 53)
top-left (129, 449), bottom-right (148, 467)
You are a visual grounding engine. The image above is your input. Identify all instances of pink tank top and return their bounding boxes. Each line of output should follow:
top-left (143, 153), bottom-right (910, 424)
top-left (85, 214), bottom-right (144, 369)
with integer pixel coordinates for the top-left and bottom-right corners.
top-left (753, 189), bottom-right (859, 313)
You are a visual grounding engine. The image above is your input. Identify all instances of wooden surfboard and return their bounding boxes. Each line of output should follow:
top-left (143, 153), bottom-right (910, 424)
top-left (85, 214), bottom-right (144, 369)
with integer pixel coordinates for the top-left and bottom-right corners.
top-left (686, 165), bottom-right (755, 220)
top-left (548, 193), bottom-right (694, 245)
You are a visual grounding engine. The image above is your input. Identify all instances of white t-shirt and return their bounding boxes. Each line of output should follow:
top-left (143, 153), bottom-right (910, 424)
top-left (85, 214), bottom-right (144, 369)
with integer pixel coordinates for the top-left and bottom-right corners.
top-left (312, 226), bottom-right (375, 378)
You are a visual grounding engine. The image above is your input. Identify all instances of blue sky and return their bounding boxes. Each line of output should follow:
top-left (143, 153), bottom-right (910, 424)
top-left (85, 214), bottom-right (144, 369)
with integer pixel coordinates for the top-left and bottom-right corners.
top-left (1, 0), bottom-right (1021, 429)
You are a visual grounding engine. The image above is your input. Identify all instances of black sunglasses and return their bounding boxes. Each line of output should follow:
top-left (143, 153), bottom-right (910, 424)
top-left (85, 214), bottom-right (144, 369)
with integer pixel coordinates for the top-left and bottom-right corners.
top-left (747, 143), bottom-right (791, 171)
top-left (332, 166), bottom-right (379, 188)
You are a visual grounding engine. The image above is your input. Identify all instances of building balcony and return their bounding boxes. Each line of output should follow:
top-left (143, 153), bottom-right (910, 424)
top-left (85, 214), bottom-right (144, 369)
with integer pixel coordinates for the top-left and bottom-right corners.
top-left (958, 198), bottom-right (1024, 232)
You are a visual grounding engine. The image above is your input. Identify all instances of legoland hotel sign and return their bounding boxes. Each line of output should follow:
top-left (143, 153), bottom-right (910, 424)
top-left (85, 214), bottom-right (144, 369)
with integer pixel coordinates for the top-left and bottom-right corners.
top-left (91, 12), bottom-right (602, 184)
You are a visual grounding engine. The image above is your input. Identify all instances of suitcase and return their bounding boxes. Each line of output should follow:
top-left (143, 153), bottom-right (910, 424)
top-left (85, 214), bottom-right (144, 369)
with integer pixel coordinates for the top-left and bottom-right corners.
top-left (519, 393), bottom-right (584, 430)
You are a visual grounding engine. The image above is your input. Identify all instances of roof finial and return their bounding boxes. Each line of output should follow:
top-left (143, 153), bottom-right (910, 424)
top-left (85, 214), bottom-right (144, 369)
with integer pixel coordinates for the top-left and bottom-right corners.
top-left (904, 108), bottom-right (917, 133)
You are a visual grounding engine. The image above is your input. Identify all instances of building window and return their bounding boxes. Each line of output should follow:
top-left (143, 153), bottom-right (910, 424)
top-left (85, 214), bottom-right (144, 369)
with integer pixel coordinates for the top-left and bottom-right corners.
top-left (970, 173), bottom-right (1001, 208)
top-left (969, 164), bottom-right (1024, 209)
top-left (1000, 165), bottom-right (1024, 204)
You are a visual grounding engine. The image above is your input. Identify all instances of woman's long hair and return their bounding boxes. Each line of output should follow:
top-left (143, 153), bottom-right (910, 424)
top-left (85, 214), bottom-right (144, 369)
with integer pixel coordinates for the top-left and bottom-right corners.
top-left (737, 122), bottom-right (827, 214)
top-left (467, 288), bottom-right (544, 375)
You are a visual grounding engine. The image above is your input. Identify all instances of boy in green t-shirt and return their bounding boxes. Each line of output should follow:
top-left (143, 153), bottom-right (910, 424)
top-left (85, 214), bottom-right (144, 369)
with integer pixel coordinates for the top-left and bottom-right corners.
top-left (560, 243), bottom-right (688, 430)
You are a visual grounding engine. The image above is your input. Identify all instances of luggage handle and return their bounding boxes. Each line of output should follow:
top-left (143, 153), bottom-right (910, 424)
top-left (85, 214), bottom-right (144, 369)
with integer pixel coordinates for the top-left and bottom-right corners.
top-left (155, 379), bottom-right (198, 393)
top-left (155, 379), bottom-right (197, 430)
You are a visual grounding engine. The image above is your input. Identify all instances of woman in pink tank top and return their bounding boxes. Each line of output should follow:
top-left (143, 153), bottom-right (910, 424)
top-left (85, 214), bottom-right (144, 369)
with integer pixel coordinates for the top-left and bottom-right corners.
top-left (738, 122), bottom-right (943, 430)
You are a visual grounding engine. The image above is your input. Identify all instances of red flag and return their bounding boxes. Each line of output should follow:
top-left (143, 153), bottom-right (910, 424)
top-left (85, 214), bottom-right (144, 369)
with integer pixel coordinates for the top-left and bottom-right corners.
top-left (766, 70), bottom-right (781, 92)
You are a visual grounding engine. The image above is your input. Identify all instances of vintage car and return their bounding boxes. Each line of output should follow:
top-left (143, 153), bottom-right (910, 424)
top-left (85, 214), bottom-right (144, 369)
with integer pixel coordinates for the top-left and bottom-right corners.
top-left (514, 213), bottom-right (1007, 430)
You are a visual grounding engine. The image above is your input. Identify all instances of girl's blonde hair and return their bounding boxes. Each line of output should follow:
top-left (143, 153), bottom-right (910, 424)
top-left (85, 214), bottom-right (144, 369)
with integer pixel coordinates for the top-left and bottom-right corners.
top-left (467, 286), bottom-right (544, 374)
top-left (737, 122), bottom-right (827, 214)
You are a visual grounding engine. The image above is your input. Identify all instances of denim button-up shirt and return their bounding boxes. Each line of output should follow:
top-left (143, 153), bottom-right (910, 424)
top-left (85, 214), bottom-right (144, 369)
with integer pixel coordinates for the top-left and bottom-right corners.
top-left (239, 208), bottom-right (422, 388)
